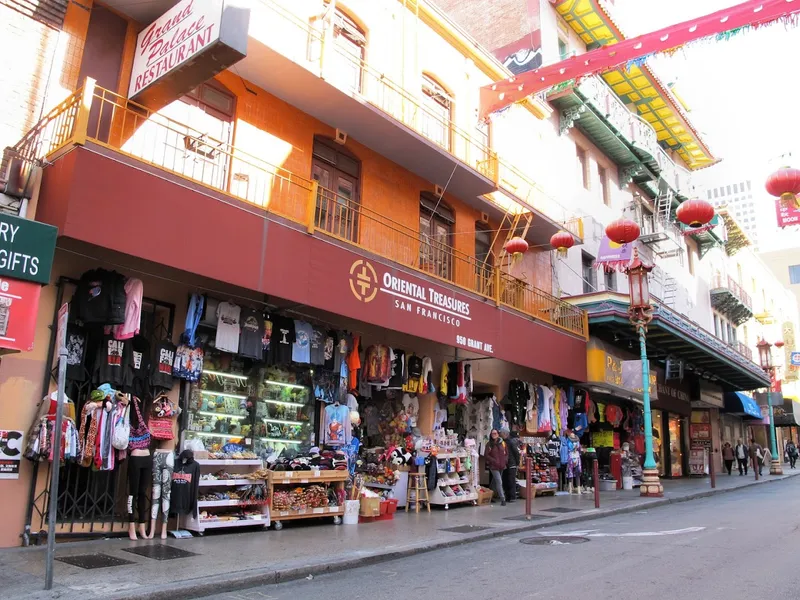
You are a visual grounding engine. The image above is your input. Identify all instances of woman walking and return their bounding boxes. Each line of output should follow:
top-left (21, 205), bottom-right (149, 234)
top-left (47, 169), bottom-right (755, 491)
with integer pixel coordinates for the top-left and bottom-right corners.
top-left (485, 429), bottom-right (508, 506)
top-left (721, 442), bottom-right (735, 475)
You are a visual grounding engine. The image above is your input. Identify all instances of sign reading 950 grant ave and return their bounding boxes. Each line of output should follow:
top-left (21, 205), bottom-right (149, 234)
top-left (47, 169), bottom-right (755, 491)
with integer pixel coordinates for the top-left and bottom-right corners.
top-left (0, 213), bottom-right (57, 285)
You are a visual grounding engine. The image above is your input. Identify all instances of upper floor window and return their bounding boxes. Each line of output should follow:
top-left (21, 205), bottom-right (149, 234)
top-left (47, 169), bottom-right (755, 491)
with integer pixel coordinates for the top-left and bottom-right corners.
top-left (311, 136), bottom-right (361, 242)
top-left (328, 6), bottom-right (366, 93)
top-left (790, 265), bottom-right (800, 285)
top-left (421, 74), bottom-right (452, 150)
top-left (558, 38), bottom-right (569, 60)
top-left (581, 252), bottom-right (596, 294)
top-left (419, 193), bottom-right (454, 280)
top-left (604, 268), bottom-right (615, 291)
top-left (576, 145), bottom-right (589, 190)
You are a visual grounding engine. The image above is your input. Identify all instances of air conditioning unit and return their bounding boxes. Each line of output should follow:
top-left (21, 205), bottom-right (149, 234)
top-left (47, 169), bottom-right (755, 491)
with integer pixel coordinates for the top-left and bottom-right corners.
top-left (480, 212), bottom-right (489, 224)
top-left (434, 184), bottom-right (445, 197)
top-left (334, 129), bottom-right (347, 145)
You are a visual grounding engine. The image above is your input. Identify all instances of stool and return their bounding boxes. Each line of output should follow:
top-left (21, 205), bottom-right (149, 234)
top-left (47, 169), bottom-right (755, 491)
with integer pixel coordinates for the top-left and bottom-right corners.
top-left (406, 473), bottom-right (430, 513)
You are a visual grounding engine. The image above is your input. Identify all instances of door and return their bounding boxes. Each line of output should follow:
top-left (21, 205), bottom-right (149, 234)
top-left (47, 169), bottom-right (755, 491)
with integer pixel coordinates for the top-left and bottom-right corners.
top-left (312, 162), bottom-right (359, 241)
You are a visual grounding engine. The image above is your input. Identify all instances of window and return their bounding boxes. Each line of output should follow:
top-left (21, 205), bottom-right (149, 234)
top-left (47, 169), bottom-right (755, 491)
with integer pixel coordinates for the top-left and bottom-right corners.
top-left (598, 165), bottom-right (610, 206)
top-left (714, 315), bottom-right (721, 338)
top-left (713, 188), bottom-right (718, 199)
top-left (790, 265), bottom-right (800, 285)
top-left (328, 6), bottom-right (366, 93)
top-left (604, 268), bottom-right (615, 291)
top-left (558, 38), bottom-right (569, 60)
top-left (419, 193), bottom-right (455, 280)
top-left (475, 223), bottom-right (493, 294)
top-left (581, 252), bottom-right (596, 294)
top-left (311, 136), bottom-right (361, 242)
top-left (421, 74), bottom-right (452, 150)
top-left (576, 145), bottom-right (590, 190)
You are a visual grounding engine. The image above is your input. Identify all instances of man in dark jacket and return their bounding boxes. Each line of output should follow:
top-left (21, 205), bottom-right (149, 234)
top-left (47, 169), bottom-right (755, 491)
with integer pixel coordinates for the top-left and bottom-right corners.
top-left (502, 430), bottom-right (521, 502)
top-left (735, 439), bottom-right (749, 475)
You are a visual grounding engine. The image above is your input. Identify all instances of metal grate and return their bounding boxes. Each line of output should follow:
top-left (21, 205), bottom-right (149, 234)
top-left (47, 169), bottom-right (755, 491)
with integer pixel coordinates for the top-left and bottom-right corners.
top-left (55, 553), bottom-right (135, 569)
top-left (540, 507), bottom-right (582, 513)
top-left (439, 525), bottom-right (492, 534)
top-left (0, 0), bottom-right (68, 30)
top-left (122, 544), bottom-right (199, 561)
top-left (520, 536), bottom-right (589, 545)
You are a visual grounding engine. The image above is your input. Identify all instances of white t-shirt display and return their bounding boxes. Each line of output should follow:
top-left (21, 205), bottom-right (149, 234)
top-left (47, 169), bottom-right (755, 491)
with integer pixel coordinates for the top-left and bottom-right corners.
top-left (215, 301), bottom-right (241, 353)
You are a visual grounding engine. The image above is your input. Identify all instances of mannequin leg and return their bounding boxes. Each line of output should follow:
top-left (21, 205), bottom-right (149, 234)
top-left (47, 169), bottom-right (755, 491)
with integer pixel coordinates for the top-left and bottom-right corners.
top-left (127, 456), bottom-right (150, 540)
top-left (127, 460), bottom-right (140, 541)
top-left (149, 454), bottom-right (164, 539)
top-left (572, 476), bottom-right (580, 493)
top-left (159, 453), bottom-right (174, 539)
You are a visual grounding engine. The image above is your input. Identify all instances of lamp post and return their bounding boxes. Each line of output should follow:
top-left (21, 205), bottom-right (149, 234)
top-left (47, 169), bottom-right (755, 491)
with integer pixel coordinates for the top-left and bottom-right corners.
top-left (626, 248), bottom-right (663, 497)
top-left (757, 339), bottom-right (783, 475)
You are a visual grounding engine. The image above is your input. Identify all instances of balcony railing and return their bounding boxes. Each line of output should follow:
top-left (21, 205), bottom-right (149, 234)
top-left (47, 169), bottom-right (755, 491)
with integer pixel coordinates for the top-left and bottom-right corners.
top-left (728, 340), bottom-right (753, 362)
top-left (576, 76), bottom-right (691, 194)
top-left (15, 81), bottom-right (587, 339)
top-left (710, 275), bottom-right (753, 312)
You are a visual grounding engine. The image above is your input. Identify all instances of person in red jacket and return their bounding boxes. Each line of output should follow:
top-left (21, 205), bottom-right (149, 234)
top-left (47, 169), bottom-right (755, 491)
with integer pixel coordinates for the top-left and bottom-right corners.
top-left (485, 429), bottom-right (508, 506)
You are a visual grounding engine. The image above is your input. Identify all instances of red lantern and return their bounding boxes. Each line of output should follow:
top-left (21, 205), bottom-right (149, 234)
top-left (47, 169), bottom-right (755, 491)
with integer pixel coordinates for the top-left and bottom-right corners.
top-left (676, 198), bottom-right (715, 228)
top-left (605, 218), bottom-right (640, 245)
top-left (504, 237), bottom-right (529, 256)
top-left (775, 340), bottom-right (785, 348)
top-left (765, 166), bottom-right (800, 208)
top-left (550, 231), bottom-right (574, 256)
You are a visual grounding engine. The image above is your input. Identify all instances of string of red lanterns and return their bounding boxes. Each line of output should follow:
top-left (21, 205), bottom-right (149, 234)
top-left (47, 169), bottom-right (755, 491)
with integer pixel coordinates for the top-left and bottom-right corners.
top-left (550, 231), bottom-right (575, 256)
top-left (676, 198), bottom-right (715, 228)
top-left (605, 218), bottom-right (640, 245)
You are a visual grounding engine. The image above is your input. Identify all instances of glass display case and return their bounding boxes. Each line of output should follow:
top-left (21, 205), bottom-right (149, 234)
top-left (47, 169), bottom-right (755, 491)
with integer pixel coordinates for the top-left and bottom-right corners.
top-left (184, 363), bottom-right (316, 458)
top-left (252, 367), bottom-right (315, 458)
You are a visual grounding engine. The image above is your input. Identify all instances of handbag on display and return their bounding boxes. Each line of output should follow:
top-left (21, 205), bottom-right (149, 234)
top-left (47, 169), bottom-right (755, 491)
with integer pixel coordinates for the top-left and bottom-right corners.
top-left (149, 394), bottom-right (176, 440)
top-left (128, 397), bottom-right (151, 450)
top-left (111, 400), bottom-right (130, 450)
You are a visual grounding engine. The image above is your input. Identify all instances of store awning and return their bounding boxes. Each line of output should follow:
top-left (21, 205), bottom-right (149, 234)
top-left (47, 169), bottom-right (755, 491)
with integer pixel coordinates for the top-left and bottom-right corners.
top-left (724, 392), bottom-right (763, 419)
top-left (773, 397), bottom-right (800, 427)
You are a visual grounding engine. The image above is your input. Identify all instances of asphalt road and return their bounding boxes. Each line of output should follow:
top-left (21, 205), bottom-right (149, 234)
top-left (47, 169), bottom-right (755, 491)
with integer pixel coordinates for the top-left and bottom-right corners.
top-left (202, 478), bottom-right (800, 600)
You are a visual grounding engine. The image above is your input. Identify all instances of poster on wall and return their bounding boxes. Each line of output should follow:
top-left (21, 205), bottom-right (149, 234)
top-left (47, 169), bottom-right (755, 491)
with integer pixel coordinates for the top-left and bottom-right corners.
top-left (688, 448), bottom-right (707, 476)
top-left (0, 429), bottom-right (23, 479)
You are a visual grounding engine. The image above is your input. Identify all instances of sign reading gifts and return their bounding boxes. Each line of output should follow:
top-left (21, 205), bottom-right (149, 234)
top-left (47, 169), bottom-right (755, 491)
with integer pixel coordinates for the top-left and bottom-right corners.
top-left (128, 0), bottom-right (249, 106)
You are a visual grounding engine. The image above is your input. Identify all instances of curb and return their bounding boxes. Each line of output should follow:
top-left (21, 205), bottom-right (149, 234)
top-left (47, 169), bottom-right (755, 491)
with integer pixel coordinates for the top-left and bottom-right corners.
top-left (99, 472), bottom-right (799, 600)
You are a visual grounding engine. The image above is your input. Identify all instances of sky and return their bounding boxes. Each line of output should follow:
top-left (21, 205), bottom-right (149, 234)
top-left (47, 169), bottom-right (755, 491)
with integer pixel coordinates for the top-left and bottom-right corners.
top-left (612, 0), bottom-right (800, 179)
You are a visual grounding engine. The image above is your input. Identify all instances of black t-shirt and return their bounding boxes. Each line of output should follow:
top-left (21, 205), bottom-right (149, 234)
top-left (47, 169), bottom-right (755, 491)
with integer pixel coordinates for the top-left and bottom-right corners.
top-left (75, 269), bottom-right (127, 325)
top-left (262, 315), bottom-right (273, 357)
top-left (546, 436), bottom-right (562, 466)
top-left (128, 335), bottom-right (151, 398)
top-left (407, 355), bottom-right (423, 380)
top-left (151, 341), bottom-right (177, 389)
top-left (388, 349), bottom-right (405, 388)
top-left (170, 458), bottom-right (201, 515)
top-left (323, 330), bottom-right (337, 372)
top-left (269, 317), bottom-right (295, 366)
top-left (65, 322), bottom-right (88, 382)
top-left (310, 327), bottom-right (326, 366)
top-left (93, 333), bottom-right (133, 387)
top-left (238, 308), bottom-right (265, 361)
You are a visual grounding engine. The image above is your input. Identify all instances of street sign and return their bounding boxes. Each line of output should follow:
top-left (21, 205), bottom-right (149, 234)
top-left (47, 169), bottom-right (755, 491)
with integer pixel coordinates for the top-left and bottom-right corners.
top-left (0, 213), bottom-right (57, 285)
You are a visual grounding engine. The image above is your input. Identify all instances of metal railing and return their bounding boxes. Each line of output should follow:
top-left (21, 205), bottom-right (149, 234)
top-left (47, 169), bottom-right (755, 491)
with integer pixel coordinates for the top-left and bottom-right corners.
top-left (12, 91), bottom-right (83, 161)
top-left (17, 80), bottom-right (587, 338)
top-left (576, 75), bottom-right (692, 194)
top-left (728, 339), bottom-right (754, 362)
top-left (711, 274), bottom-right (753, 311)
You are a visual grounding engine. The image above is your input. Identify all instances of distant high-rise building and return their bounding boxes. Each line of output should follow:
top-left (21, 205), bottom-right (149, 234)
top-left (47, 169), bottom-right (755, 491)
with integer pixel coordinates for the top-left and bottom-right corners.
top-left (703, 179), bottom-right (760, 250)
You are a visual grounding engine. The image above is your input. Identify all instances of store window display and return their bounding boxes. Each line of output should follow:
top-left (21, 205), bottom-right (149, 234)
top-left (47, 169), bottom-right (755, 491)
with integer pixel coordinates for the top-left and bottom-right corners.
top-left (669, 415), bottom-right (684, 477)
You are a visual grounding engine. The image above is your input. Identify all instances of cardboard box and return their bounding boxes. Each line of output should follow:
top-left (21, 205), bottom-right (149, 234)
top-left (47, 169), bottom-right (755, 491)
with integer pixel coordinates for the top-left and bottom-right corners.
top-left (359, 497), bottom-right (381, 517)
top-left (477, 487), bottom-right (493, 506)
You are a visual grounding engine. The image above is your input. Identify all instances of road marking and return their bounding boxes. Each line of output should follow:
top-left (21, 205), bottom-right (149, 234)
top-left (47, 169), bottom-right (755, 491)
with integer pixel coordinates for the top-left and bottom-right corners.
top-left (537, 526), bottom-right (706, 538)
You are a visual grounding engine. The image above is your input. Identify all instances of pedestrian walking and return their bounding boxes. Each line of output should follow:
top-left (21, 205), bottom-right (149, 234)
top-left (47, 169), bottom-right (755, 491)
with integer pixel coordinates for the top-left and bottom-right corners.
top-left (787, 441), bottom-right (798, 469)
top-left (751, 439), bottom-right (764, 476)
top-left (735, 439), bottom-right (749, 475)
top-left (485, 429), bottom-right (508, 506)
top-left (721, 442), bottom-right (735, 475)
top-left (501, 430), bottom-right (520, 502)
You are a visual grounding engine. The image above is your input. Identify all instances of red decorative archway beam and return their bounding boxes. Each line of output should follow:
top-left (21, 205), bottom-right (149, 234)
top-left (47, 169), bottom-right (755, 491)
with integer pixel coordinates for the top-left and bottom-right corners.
top-left (480, 0), bottom-right (800, 119)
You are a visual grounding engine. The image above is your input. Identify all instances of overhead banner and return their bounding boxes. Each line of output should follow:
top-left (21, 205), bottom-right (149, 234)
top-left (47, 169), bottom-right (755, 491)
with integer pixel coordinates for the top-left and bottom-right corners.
top-left (594, 236), bottom-right (635, 271)
top-left (480, 0), bottom-right (800, 117)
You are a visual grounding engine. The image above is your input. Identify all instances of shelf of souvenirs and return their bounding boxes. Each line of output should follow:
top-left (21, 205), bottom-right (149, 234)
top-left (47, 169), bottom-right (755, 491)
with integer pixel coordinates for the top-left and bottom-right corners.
top-left (197, 514), bottom-right (269, 528)
top-left (438, 478), bottom-right (470, 487)
top-left (198, 498), bottom-right (270, 508)
top-left (196, 458), bottom-right (263, 466)
top-left (271, 506), bottom-right (344, 519)
top-left (199, 478), bottom-right (266, 487)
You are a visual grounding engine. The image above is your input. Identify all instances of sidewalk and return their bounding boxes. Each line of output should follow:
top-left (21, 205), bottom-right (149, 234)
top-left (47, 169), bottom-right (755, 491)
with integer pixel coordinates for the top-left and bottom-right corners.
top-left (2, 469), bottom-right (796, 600)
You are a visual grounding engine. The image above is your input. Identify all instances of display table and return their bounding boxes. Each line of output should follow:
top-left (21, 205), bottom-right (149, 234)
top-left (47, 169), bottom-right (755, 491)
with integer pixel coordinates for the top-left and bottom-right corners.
top-left (267, 469), bottom-right (348, 530)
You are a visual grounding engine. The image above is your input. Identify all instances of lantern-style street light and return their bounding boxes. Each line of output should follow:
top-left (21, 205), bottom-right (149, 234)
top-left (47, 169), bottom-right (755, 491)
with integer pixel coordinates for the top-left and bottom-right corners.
top-left (625, 247), bottom-right (662, 497)
top-left (756, 339), bottom-right (783, 475)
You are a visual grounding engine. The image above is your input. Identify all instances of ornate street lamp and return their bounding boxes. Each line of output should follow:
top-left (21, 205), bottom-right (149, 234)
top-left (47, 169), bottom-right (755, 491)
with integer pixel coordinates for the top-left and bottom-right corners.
top-left (756, 339), bottom-right (783, 475)
top-left (625, 247), bottom-right (663, 497)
